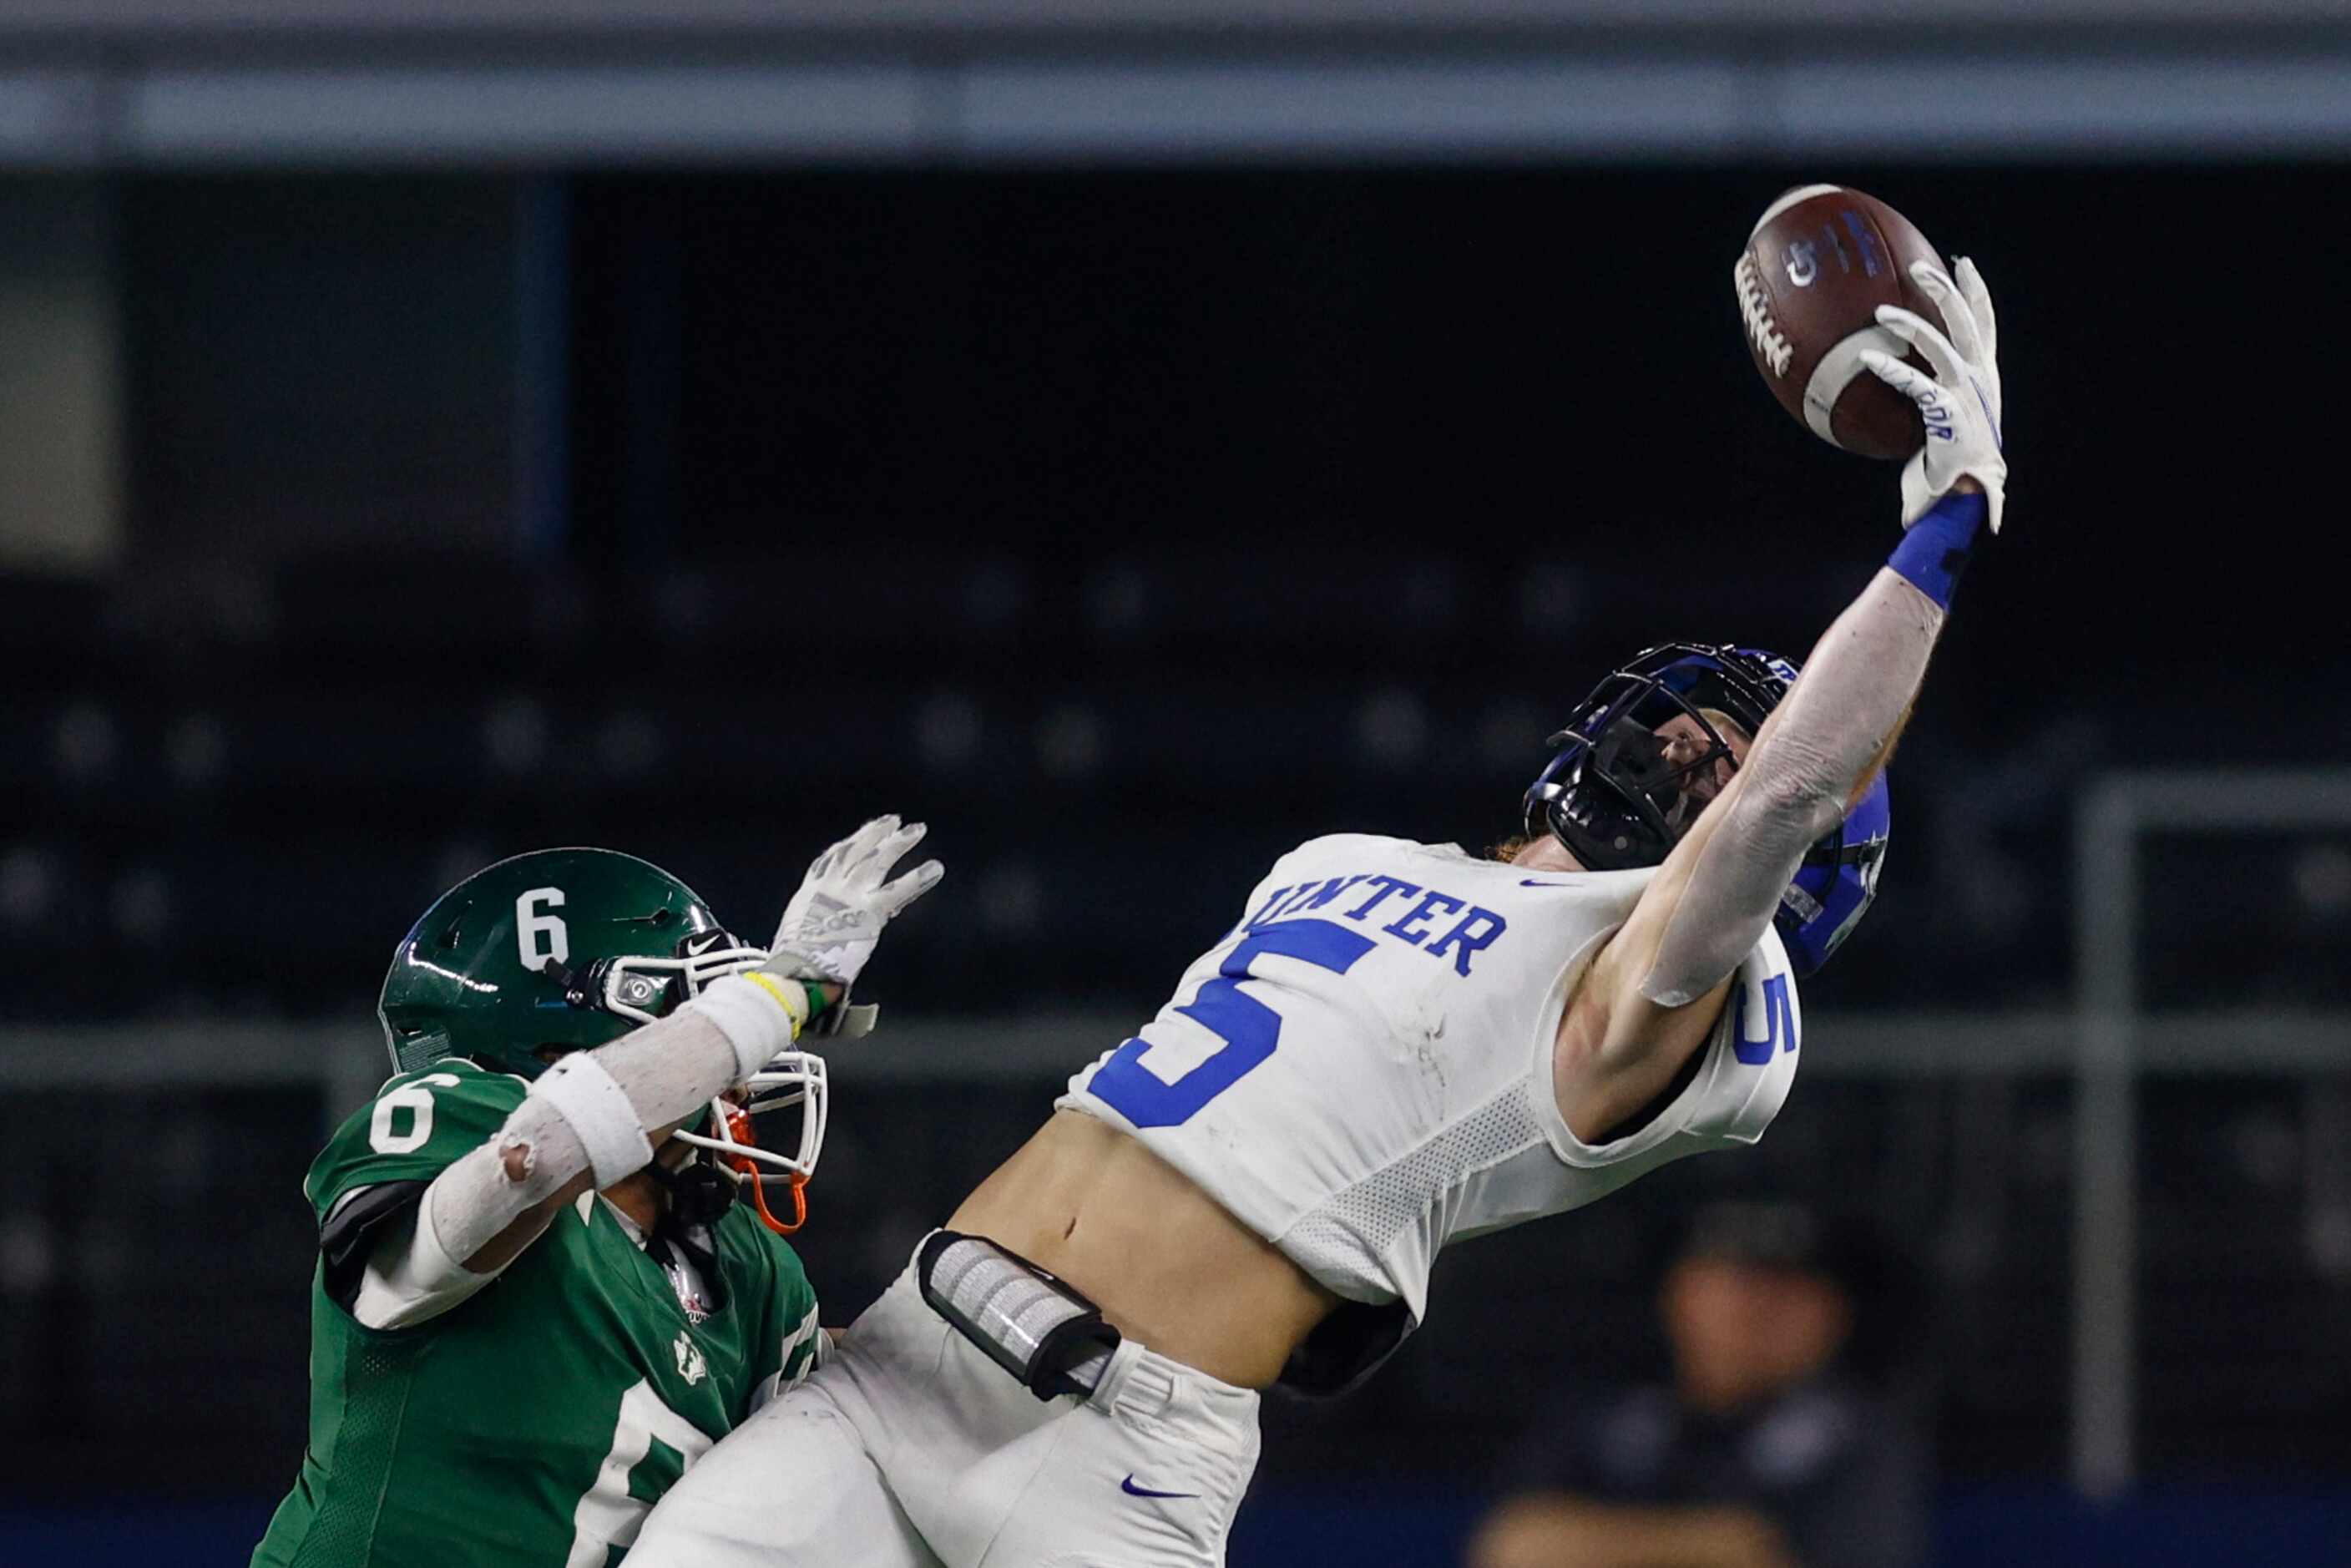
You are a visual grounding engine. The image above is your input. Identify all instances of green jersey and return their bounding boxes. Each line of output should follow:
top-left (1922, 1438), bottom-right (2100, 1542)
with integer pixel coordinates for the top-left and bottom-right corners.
top-left (253, 1060), bottom-right (822, 1568)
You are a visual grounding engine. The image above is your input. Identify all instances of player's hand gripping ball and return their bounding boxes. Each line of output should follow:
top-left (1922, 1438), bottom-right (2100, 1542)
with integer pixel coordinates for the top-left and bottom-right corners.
top-left (1733, 185), bottom-right (1949, 459)
top-left (1863, 257), bottom-right (2006, 535)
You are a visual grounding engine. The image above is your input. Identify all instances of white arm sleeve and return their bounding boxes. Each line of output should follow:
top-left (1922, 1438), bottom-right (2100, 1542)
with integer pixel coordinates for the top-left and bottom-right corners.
top-left (411, 976), bottom-right (800, 1273)
top-left (1640, 569), bottom-right (1944, 1006)
top-left (351, 1186), bottom-right (498, 1331)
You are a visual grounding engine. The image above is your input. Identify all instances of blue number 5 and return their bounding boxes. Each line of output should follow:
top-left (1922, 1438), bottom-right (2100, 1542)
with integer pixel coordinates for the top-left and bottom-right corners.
top-left (1730, 973), bottom-right (1798, 1065)
top-left (1088, 918), bottom-right (1377, 1129)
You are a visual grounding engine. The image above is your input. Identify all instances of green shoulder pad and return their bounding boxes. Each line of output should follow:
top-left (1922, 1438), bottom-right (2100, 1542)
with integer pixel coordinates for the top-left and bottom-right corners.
top-left (303, 1060), bottom-right (529, 1226)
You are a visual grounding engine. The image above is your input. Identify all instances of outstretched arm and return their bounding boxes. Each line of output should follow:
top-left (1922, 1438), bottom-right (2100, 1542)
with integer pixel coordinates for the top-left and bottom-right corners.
top-left (345, 818), bottom-right (942, 1330)
top-left (1634, 563), bottom-right (1944, 1009)
top-left (1553, 259), bottom-right (2005, 1141)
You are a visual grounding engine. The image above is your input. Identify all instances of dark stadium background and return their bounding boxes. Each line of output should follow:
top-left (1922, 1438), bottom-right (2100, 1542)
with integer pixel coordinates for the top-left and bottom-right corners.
top-left (5, 8), bottom-right (2351, 1565)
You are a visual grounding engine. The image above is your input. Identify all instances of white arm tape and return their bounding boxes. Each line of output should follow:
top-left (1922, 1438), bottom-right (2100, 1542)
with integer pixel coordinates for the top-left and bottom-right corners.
top-left (427, 1128), bottom-right (572, 1268)
top-left (353, 1186), bottom-right (495, 1331)
top-left (421, 1004), bottom-right (771, 1268)
top-left (683, 972), bottom-right (802, 1080)
top-left (529, 1053), bottom-right (657, 1190)
top-left (1641, 569), bottom-right (1944, 1006)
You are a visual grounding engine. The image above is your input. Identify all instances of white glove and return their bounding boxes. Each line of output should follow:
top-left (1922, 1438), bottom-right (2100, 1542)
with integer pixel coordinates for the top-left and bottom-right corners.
top-left (763, 815), bottom-right (943, 989)
top-left (1862, 256), bottom-right (2006, 535)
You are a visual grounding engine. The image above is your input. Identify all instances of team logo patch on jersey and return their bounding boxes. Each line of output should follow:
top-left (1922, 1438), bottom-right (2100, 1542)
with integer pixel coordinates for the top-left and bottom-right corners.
top-left (674, 1330), bottom-right (708, 1387)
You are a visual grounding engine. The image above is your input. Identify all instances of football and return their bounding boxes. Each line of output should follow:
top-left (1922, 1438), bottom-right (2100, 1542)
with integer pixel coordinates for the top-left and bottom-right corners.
top-left (1733, 185), bottom-right (1949, 460)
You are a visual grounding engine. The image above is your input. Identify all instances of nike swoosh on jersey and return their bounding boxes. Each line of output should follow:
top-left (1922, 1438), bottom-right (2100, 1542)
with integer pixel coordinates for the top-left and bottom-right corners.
top-left (1120, 1474), bottom-right (1199, 1500)
top-left (1519, 878), bottom-right (1571, 887)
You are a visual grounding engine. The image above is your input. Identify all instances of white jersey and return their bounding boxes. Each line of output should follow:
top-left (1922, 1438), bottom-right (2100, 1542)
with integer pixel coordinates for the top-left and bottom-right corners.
top-left (1059, 833), bottom-right (1800, 1378)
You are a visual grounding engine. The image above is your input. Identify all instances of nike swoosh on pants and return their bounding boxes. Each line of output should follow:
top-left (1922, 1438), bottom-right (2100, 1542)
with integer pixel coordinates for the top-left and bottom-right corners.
top-left (1120, 1474), bottom-right (1198, 1500)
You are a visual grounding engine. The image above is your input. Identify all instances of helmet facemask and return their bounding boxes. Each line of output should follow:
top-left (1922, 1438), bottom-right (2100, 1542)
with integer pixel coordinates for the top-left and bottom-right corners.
top-left (1525, 653), bottom-right (1764, 872)
top-left (670, 1054), bottom-right (829, 1236)
top-left (1522, 643), bottom-right (1892, 977)
top-left (545, 924), bottom-right (831, 1236)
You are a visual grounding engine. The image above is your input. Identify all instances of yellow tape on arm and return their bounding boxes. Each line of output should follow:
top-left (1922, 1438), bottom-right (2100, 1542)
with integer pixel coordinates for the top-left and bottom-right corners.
top-left (741, 971), bottom-right (811, 1038)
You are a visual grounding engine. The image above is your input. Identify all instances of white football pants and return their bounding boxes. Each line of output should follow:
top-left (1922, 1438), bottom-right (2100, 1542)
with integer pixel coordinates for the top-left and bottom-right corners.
top-left (629, 1257), bottom-right (1264, 1568)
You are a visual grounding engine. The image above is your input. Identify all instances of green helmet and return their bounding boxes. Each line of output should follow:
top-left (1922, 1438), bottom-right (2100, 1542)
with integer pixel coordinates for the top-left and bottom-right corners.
top-left (379, 847), bottom-right (768, 1080)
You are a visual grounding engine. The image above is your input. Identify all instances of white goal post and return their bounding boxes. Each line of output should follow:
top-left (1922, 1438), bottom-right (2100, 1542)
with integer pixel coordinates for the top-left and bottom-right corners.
top-left (2072, 770), bottom-right (2351, 1497)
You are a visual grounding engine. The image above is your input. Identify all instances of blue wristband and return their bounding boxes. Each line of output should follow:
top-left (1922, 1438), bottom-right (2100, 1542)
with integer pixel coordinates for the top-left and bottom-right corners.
top-left (1887, 491), bottom-right (1987, 610)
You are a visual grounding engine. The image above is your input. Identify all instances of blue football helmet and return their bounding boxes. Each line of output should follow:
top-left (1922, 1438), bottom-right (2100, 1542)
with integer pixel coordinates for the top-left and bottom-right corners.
top-left (1522, 642), bottom-right (1888, 975)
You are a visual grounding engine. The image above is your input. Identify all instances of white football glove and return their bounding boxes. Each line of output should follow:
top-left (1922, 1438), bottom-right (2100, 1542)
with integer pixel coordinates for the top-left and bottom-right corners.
top-left (763, 815), bottom-right (943, 990)
top-left (1862, 257), bottom-right (2006, 535)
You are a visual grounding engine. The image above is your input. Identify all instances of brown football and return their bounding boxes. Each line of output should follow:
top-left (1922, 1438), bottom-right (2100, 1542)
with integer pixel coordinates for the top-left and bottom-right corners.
top-left (1733, 185), bottom-right (1949, 460)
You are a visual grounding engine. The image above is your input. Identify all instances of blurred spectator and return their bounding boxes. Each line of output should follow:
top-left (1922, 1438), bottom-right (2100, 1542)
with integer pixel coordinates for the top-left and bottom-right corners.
top-left (1467, 1200), bottom-right (1926, 1568)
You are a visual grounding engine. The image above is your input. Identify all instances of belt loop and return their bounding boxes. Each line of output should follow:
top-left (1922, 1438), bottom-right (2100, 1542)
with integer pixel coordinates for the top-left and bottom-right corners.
top-left (1089, 1340), bottom-right (1171, 1417)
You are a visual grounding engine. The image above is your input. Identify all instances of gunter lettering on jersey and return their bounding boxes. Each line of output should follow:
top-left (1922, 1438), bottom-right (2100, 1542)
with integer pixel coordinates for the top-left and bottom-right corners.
top-left (1241, 873), bottom-right (1508, 978)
